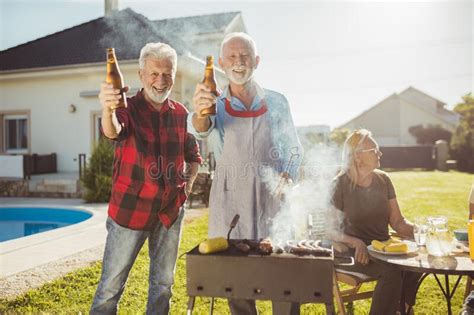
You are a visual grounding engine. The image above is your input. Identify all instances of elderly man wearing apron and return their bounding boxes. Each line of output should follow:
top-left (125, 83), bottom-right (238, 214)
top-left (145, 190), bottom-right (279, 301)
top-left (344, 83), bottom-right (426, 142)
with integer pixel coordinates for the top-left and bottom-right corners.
top-left (188, 32), bottom-right (303, 315)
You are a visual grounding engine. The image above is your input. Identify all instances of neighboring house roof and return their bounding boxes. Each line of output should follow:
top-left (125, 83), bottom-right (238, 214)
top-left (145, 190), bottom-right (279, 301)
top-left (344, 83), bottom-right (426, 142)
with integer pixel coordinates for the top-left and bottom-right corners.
top-left (0, 9), bottom-right (240, 72)
top-left (337, 93), bottom-right (398, 129)
top-left (399, 86), bottom-right (460, 127)
top-left (153, 11), bottom-right (241, 36)
top-left (338, 87), bottom-right (460, 129)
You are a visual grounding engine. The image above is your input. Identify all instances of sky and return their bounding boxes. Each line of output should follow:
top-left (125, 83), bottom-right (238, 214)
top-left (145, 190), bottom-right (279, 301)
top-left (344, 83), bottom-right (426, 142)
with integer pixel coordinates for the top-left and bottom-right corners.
top-left (1, 0), bottom-right (472, 128)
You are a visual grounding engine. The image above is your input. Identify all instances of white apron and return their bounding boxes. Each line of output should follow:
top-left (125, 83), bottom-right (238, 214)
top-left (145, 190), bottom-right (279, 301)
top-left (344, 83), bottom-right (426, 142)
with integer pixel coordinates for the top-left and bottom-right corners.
top-left (208, 99), bottom-right (281, 239)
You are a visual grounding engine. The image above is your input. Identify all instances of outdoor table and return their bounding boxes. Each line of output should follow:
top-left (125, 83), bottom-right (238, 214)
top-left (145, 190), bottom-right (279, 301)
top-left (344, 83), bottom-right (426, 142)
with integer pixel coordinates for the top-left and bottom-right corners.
top-left (369, 245), bottom-right (474, 315)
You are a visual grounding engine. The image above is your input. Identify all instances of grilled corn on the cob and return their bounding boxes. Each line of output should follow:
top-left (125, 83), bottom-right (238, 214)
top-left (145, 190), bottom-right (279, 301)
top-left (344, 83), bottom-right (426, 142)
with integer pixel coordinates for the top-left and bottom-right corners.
top-left (370, 238), bottom-right (408, 253)
top-left (198, 237), bottom-right (229, 254)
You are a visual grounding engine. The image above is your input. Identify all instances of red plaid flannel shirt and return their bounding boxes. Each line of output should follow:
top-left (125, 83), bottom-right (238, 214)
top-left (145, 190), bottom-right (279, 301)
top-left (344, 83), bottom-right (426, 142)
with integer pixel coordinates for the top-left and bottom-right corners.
top-left (105, 90), bottom-right (202, 230)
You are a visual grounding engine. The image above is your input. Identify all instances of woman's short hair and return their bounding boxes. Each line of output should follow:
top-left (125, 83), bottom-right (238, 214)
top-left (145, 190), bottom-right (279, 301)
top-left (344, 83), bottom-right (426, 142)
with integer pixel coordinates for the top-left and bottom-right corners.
top-left (139, 43), bottom-right (177, 77)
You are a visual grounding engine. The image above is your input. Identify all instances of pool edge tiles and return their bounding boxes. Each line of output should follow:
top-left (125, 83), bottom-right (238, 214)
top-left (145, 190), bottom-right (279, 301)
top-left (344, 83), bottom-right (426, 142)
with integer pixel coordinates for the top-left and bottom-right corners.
top-left (0, 202), bottom-right (108, 277)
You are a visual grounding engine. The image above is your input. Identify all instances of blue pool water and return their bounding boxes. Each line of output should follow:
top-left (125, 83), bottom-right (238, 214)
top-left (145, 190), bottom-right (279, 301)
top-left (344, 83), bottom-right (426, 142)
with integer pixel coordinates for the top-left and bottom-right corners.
top-left (0, 207), bottom-right (92, 242)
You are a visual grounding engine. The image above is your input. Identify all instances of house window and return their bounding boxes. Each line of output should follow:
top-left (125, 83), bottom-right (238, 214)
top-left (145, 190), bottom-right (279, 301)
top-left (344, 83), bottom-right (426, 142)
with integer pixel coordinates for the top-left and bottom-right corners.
top-left (95, 115), bottom-right (102, 142)
top-left (91, 111), bottom-right (104, 148)
top-left (4, 114), bottom-right (28, 153)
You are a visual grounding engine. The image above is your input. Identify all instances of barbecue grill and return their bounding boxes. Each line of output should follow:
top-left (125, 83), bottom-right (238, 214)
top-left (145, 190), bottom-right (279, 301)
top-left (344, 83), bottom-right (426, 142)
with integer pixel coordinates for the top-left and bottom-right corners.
top-left (185, 215), bottom-right (351, 314)
top-left (186, 241), bottom-right (355, 314)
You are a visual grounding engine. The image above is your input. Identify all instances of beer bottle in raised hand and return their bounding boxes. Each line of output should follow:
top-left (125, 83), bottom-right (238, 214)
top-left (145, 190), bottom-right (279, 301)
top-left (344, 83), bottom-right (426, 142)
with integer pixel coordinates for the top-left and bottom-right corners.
top-left (106, 48), bottom-right (127, 109)
top-left (200, 55), bottom-right (218, 116)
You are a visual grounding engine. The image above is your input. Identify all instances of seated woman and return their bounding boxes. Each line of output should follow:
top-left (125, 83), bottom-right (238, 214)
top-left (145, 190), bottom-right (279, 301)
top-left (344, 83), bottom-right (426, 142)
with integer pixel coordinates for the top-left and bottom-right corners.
top-left (329, 128), bottom-right (419, 315)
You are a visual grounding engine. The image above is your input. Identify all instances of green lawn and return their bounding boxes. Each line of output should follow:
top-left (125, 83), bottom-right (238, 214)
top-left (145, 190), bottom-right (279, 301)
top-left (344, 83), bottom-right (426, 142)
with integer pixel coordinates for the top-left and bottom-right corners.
top-left (0, 170), bottom-right (473, 314)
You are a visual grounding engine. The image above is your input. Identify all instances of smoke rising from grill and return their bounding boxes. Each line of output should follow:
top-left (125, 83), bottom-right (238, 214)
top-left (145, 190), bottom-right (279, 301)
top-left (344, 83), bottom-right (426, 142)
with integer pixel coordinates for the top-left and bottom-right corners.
top-left (267, 139), bottom-right (347, 242)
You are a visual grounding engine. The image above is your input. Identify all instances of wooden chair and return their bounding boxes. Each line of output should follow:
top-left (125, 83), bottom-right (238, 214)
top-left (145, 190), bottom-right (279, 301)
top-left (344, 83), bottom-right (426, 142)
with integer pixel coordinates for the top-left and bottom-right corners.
top-left (333, 269), bottom-right (376, 315)
top-left (331, 233), bottom-right (411, 314)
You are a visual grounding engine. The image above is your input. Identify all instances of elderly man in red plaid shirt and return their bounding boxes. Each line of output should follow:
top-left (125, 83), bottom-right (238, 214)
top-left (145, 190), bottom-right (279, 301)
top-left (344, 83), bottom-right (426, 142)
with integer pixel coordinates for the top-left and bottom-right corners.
top-left (90, 42), bottom-right (202, 315)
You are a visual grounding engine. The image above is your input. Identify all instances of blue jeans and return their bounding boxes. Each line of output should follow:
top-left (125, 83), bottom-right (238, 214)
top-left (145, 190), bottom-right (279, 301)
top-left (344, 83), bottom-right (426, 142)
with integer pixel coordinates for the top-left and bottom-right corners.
top-left (90, 207), bottom-right (185, 315)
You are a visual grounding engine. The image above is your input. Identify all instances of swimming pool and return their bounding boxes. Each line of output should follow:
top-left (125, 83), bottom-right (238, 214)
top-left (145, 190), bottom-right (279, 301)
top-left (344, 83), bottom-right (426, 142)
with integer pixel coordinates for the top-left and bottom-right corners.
top-left (0, 207), bottom-right (92, 242)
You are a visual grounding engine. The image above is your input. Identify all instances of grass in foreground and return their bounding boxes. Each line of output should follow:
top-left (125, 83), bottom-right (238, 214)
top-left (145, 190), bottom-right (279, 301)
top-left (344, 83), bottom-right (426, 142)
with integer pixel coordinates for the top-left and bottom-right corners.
top-left (0, 170), bottom-right (473, 314)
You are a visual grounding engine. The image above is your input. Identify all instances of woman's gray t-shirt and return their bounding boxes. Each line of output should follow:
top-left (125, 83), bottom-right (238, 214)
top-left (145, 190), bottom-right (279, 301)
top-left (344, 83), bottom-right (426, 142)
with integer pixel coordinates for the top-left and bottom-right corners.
top-left (332, 169), bottom-right (396, 245)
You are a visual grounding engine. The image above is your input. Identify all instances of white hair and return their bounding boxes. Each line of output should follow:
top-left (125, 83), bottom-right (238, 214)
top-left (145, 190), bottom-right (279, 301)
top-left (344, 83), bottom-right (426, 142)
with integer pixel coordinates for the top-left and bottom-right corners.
top-left (219, 32), bottom-right (258, 58)
top-left (139, 42), bottom-right (177, 77)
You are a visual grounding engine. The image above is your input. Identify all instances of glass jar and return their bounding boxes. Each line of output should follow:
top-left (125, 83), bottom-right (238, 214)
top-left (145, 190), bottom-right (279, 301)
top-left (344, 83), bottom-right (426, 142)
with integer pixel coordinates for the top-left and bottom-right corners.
top-left (425, 216), bottom-right (454, 257)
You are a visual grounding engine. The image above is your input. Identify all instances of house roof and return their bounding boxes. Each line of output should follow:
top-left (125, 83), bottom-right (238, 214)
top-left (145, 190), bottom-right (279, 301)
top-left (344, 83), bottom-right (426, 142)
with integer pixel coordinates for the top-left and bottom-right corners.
top-left (337, 93), bottom-right (398, 129)
top-left (338, 87), bottom-right (459, 129)
top-left (399, 86), bottom-right (459, 126)
top-left (0, 9), bottom-right (239, 72)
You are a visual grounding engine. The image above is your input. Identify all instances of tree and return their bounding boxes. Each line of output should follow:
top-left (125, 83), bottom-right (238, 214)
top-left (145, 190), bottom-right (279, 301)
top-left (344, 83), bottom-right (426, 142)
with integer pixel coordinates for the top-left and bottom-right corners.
top-left (81, 138), bottom-right (114, 202)
top-left (329, 128), bottom-right (350, 146)
top-left (408, 124), bottom-right (452, 145)
top-left (450, 93), bottom-right (474, 173)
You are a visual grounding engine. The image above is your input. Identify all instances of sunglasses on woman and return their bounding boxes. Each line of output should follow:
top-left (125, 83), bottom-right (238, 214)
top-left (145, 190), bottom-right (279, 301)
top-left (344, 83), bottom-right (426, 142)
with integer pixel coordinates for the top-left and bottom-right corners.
top-left (358, 147), bottom-right (382, 155)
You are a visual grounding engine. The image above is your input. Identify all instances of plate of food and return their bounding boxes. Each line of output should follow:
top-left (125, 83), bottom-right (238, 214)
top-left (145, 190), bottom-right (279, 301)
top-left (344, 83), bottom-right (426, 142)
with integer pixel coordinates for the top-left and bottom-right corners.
top-left (368, 239), bottom-right (418, 256)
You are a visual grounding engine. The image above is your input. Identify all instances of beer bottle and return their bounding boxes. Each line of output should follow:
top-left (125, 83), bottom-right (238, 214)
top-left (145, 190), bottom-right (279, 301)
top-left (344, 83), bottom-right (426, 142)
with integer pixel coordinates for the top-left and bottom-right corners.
top-left (200, 55), bottom-right (218, 116)
top-left (106, 48), bottom-right (127, 109)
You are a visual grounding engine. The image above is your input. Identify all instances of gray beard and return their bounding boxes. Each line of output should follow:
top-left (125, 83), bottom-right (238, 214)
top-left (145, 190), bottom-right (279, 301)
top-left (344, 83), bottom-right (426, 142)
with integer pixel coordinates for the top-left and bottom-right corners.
top-left (225, 68), bottom-right (254, 85)
top-left (145, 87), bottom-right (170, 104)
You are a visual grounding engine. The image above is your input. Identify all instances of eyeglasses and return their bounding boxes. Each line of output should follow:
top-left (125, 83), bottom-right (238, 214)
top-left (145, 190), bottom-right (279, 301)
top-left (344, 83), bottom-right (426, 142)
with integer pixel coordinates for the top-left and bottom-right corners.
top-left (358, 147), bottom-right (382, 155)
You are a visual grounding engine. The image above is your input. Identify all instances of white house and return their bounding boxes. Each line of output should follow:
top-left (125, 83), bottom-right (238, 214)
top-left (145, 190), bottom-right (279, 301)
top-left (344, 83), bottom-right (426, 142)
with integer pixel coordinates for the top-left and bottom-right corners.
top-left (338, 87), bottom-right (460, 146)
top-left (0, 4), bottom-right (245, 176)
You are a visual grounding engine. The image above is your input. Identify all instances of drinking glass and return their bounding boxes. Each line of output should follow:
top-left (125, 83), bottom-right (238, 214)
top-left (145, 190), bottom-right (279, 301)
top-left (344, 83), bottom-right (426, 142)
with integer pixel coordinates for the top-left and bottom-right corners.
top-left (414, 217), bottom-right (428, 246)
